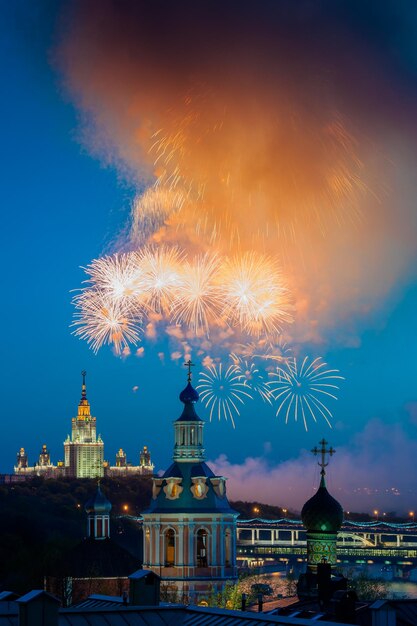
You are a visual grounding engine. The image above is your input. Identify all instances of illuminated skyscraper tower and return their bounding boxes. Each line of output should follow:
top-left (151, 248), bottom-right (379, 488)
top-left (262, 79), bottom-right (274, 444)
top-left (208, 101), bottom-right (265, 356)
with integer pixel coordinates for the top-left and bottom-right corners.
top-left (64, 371), bottom-right (104, 478)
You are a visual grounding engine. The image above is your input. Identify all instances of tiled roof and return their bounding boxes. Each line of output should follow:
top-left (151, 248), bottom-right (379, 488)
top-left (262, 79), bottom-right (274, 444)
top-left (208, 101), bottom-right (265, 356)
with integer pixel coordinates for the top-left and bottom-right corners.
top-left (144, 462), bottom-right (236, 515)
top-left (0, 602), bottom-right (354, 626)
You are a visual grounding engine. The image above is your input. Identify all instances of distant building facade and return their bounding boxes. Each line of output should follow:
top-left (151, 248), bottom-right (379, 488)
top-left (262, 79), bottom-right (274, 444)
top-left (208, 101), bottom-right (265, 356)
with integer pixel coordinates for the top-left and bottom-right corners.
top-left (14, 444), bottom-right (63, 478)
top-left (14, 372), bottom-right (154, 479)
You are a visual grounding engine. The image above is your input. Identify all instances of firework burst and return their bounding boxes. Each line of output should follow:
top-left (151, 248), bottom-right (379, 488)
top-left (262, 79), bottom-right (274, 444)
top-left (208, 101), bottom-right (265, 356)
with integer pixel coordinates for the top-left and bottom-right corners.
top-left (197, 363), bottom-right (253, 427)
top-left (83, 253), bottom-right (145, 308)
top-left (72, 246), bottom-right (294, 352)
top-left (219, 252), bottom-right (293, 336)
top-left (267, 356), bottom-right (344, 431)
top-left (138, 245), bottom-right (184, 314)
top-left (171, 253), bottom-right (223, 335)
top-left (230, 353), bottom-right (273, 404)
top-left (236, 338), bottom-right (292, 363)
top-left (72, 291), bottom-right (142, 354)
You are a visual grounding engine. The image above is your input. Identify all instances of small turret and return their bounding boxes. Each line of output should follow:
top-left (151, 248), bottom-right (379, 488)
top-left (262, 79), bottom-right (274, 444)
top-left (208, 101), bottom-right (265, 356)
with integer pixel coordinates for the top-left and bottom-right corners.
top-left (116, 448), bottom-right (127, 467)
top-left (85, 484), bottom-right (112, 540)
top-left (140, 445), bottom-right (151, 467)
top-left (16, 447), bottom-right (28, 469)
top-left (38, 444), bottom-right (51, 467)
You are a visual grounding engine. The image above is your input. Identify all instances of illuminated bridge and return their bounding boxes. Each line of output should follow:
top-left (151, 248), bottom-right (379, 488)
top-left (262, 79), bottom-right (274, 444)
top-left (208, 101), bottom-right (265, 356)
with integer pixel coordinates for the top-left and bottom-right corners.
top-left (236, 518), bottom-right (417, 567)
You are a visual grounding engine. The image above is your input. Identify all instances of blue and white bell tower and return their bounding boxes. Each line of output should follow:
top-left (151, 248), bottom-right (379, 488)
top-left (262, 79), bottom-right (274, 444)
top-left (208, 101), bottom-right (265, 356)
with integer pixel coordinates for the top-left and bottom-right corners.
top-left (141, 361), bottom-right (238, 603)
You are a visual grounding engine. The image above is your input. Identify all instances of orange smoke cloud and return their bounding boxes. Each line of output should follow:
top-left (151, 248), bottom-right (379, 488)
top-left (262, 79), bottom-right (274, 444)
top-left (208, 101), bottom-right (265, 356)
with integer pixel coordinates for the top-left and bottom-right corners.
top-left (56, 0), bottom-right (417, 346)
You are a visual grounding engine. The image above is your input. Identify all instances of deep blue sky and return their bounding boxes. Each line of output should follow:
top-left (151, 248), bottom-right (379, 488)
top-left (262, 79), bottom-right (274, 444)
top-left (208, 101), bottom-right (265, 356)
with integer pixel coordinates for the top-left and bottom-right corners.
top-left (1, 2), bottom-right (417, 513)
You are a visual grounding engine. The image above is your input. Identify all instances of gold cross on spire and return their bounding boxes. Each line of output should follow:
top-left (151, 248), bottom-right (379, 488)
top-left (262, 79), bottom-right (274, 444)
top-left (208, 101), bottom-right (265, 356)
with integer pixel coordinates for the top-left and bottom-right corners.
top-left (184, 359), bottom-right (195, 382)
top-left (311, 438), bottom-right (335, 477)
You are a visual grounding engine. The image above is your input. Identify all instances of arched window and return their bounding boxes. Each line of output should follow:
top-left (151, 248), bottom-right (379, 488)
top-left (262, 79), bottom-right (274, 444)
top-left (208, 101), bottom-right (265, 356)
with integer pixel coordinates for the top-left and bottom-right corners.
top-left (225, 528), bottom-right (232, 566)
top-left (165, 528), bottom-right (175, 566)
top-left (196, 529), bottom-right (208, 567)
top-left (144, 527), bottom-right (150, 564)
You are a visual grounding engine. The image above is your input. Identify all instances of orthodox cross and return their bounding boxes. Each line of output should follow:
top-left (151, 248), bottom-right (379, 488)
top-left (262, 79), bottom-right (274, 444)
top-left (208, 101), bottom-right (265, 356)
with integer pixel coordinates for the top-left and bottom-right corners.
top-left (184, 359), bottom-right (195, 382)
top-left (311, 438), bottom-right (335, 477)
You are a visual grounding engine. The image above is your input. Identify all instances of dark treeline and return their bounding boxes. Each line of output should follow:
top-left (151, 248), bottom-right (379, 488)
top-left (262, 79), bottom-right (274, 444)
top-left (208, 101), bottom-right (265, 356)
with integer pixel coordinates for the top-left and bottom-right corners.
top-left (0, 476), bottom-right (151, 593)
top-left (0, 477), bottom-right (405, 593)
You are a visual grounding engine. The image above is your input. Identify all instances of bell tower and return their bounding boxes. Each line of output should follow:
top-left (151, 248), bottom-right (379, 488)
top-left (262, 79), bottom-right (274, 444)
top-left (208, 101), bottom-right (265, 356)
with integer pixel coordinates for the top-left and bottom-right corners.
top-left (85, 483), bottom-right (112, 540)
top-left (141, 362), bottom-right (238, 603)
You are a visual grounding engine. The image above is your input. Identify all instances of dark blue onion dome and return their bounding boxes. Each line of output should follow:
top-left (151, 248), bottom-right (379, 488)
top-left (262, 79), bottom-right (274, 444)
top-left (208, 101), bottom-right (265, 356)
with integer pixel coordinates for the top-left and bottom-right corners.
top-left (179, 381), bottom-right (199, 404)
top-left (85, 484), bottom-right (112, 515)
top-left (177, 381), bottom-right (202, 421)
top-left (301, 475), bottom-right (343, 533)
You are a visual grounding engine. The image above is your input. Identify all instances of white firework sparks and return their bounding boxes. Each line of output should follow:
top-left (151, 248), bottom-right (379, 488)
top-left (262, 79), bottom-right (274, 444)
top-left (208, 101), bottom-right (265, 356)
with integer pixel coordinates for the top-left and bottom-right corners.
top-left (267, 356), bottom-right (344, 431)
top-left (72, 290), bottom-right (142, 354)
top-left (81, 253), bottom-right (146, 311)
top-left (235, 338), bottom-right (292, 363)
top-left (72, 246), bottom-right (294, 352)
top-left (218, 252), bottom-right (293, 336)
top-left (196, 363), bottom-right (253, 427)
top-left (138, 245), bottom-right (184, 314)
top-left (230, 353), bottom-right (273, 404)
top-left (171, 253), bottom-right (223, 335)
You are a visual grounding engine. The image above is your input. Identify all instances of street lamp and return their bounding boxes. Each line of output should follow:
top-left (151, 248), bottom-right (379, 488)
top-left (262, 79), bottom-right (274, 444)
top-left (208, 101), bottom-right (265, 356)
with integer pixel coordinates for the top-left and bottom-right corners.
top-left (282, 509), bottom-right (288, 518)
top-left (122, 504), bottom-right (129, 513)
top-left (253, 506), bottom-right (260, 516)
top-left (409, 511), bottom-right (415, 523)
top-left (374, 509), bottom-right (379, 521)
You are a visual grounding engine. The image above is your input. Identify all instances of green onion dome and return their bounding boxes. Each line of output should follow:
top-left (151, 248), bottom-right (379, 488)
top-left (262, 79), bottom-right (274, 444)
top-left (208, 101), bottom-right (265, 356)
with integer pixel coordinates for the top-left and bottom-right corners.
top-left (301, 476), bottom-right (343, 533)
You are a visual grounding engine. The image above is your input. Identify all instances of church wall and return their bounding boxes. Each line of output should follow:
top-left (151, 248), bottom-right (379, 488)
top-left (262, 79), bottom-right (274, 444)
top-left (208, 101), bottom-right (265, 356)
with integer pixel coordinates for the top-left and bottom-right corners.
top-left (143, 512), bottom-right (238, 598)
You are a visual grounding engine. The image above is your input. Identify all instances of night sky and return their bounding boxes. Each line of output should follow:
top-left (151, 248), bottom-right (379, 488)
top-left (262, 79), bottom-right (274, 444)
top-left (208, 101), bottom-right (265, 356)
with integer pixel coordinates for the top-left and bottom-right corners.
top-left (2, 1), bottom-right (417, 515)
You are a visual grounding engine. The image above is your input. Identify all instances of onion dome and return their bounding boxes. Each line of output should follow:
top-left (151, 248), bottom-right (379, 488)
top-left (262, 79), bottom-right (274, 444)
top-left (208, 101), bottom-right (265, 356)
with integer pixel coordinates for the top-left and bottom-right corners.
top-left (85, 485), bottom-right (112, 515)
top-left (179, 381), bottom-right (200, 404)
top-left (301, 475), bottom-right (343, 533)
top-left (177, 360), bottom-right (202, 422)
